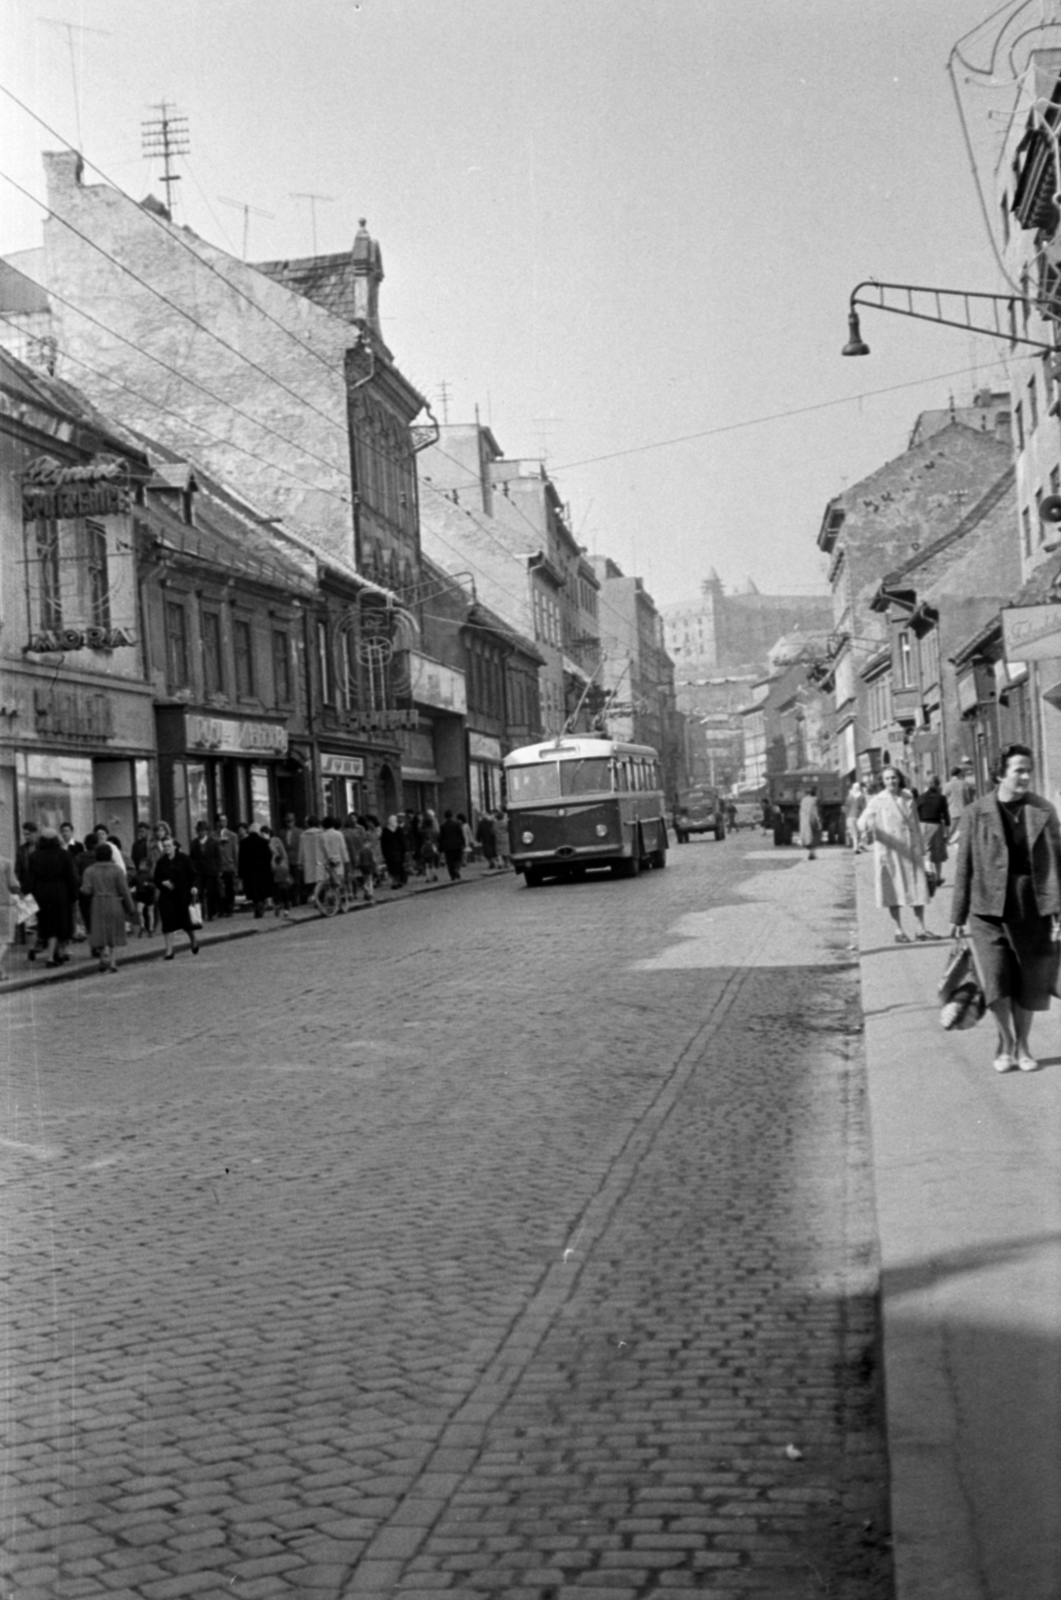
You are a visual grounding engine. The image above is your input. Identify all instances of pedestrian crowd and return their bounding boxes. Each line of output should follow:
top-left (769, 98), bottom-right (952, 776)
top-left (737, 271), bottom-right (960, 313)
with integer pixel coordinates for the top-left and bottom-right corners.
top-left (848, 748), bottom-right (1061, 1076)
top-left (0, 803), bottom-right (509, 982)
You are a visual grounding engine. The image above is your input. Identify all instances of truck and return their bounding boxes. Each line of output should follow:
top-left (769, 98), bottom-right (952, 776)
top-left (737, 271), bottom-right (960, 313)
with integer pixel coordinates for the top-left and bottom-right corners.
top-left (672, 786), bottom-right (726, 843)
top-left (765, 769), bottom-right (845, 847)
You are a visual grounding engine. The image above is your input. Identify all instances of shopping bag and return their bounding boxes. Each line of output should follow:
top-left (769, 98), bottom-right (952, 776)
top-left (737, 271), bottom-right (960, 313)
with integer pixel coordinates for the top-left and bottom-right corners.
top-left (939, 940), bottom-right (985, 1031)
top-left (14, 893), bottom-right (38, 926)
top-left (187, 900), bottom-right (204, 929)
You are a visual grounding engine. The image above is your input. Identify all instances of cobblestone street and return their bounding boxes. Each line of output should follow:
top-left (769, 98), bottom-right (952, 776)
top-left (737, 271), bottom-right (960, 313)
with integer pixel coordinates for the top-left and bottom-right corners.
top-left (1, 839), bottom-right (891, 1600)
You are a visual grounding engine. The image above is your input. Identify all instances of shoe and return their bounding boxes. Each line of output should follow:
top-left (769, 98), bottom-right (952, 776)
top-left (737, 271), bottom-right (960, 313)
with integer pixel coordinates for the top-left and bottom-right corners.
top-left (894, 932), bottom-right (911, 944)
top-left (164, 952), bottom-right (175, 962)
top-left (45, 959), bottom-right (61, 968)
top-left (191, 940), bottom-right (200, 955)
top-left (106, 963), bottom-right (118, 974)
top-left (993, 1052), bottom-right (1018, 1073)
top-left (916, 931), bottom-right (941, 941)
top-left (1017, 1053), bottom-right (1040, 1072)
top-left (98, 959), bottom-right (108, 973)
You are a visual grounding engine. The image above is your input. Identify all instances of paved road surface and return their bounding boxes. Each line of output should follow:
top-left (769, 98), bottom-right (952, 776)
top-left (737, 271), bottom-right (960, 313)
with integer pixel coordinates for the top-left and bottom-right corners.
top-left (1, 836), bottom-right (891, 1599)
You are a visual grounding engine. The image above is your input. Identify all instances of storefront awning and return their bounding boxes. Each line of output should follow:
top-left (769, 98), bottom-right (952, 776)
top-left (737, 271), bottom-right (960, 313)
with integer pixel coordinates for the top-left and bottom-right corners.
top-left (402, 766), bottom-right (440, 783)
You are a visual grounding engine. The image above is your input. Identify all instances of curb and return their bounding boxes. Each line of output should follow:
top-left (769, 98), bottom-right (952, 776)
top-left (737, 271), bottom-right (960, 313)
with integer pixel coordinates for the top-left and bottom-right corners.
top-left (0, 862), bottom-right (513, 995)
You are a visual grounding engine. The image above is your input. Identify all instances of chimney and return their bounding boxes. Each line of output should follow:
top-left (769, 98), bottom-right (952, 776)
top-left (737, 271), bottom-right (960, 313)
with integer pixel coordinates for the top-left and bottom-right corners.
top-left (351, 218), bottom-right (384, 342)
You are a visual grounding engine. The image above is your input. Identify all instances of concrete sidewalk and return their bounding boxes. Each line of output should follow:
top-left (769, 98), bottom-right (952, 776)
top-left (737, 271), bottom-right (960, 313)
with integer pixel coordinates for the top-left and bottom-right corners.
top-left (855, 851), bottom-right (1061, 1600)
top-left (0, 857), bottom-right (510, 995)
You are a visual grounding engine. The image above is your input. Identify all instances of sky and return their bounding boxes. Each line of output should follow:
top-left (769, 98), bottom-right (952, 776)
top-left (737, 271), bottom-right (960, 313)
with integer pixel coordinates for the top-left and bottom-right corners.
top-left (0, 0), bottom-right (1031, 608)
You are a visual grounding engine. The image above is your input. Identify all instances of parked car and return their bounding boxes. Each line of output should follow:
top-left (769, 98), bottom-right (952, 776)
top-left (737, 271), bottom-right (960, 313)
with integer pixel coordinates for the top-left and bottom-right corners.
top-left (672, 788), bottom-right (726, 843)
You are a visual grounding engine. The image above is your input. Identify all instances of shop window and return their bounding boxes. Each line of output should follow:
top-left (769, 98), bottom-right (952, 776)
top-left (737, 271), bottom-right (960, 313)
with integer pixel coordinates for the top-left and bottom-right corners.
top-left (34, 519), bottom-right (62, 629)
top-left (83, 521), bottom-right (110, 630)
top-left (165, 599), bottom-right (190, 688)
top-left (272, 629), bottom-right (292, 706)
top-left (202, 610), bottom-right (225, 696)
top-left (234, 619), bottom-right (255, 699)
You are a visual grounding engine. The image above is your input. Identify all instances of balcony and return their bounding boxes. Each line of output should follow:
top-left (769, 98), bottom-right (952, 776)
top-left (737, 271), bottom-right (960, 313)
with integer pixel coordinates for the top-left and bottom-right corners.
top-left (890, 685), bottom-right (922, 724)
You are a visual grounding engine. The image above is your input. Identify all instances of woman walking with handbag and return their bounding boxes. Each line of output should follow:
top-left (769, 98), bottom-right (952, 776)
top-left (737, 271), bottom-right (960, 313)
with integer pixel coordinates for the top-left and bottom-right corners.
top-left (153, 835), bottom-right (200, 960)
top-left (949, 743), bottom-right (1061, 1073)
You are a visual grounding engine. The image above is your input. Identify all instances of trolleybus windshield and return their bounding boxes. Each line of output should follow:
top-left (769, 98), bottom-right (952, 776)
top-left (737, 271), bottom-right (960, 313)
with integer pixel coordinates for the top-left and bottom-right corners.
top-left (508, 756), bottom-right (613, 803)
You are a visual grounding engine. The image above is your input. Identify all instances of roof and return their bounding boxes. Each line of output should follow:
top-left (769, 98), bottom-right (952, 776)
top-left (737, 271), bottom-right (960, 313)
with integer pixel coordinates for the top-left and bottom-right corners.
top-left (0, 344), bottom-right (150, 466)
top-left (253, 252), bottom-right (359, 323)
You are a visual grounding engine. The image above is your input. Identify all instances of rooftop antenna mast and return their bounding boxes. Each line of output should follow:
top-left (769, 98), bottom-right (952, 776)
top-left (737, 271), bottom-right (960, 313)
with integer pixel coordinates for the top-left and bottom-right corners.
top-left (217, 195), bottom-right (276, 260)
top-left (39, 17), bottom-right (111, 152)
top-left (437, 380), bottom-right (452, 424)
top-left (141, 101), bottom-right (189, 215)
top-left (290, 191), bottom-right (334, 255)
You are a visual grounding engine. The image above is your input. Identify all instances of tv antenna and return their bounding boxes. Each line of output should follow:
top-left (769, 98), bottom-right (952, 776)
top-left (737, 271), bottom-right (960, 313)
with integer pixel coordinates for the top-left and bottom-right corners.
top-left (141, 101), bottom-right (189, 215)
top-left (217, 196), bottom-right (276, 260)
top-left (437, 379), bottom-right (452, 424)
top-left (290, 192), bottom-right (334, 255)
top-left (39, 17), bottom-right (111, 151)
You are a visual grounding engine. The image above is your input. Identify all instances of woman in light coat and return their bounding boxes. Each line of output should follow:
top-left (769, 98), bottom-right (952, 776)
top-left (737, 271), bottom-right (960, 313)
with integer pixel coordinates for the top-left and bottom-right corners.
top-left (858, 765), bottom-right (935, 942)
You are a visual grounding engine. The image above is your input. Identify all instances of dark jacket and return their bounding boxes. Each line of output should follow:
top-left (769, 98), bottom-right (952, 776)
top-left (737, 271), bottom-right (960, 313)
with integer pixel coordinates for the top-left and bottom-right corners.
top-left (153, 849), bottom-right (198, 933)
top-left (438, 817), bottom-right (466, 857)
top-left (950, 791), bottom-right (1061, 925)
top-left (28, 840), bottom-right (79, 940)
top-left (238, 831), bottom-right (274, 904)
top-left (916, 790), bottom-right (950, 826)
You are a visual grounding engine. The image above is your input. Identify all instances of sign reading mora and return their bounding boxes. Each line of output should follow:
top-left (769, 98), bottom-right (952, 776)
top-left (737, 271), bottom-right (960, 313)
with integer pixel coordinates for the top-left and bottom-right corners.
top-left (21, 454), bottom-right (131, 521)
top-left (186, 713), bottom-right (289, 756)
top-left (1002, 604), bottom-right (1061, 662)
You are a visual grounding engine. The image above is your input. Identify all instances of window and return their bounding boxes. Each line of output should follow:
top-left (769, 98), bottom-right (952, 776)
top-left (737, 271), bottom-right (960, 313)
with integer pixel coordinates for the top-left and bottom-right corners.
top-left (1001, 192), bottom-right (1011, 247)
top-left (898, 630), bottom-right (914, 689)
top-left (165, 600), bottom-right (190, 688)
top-left (35, 519), bottom-right (62, 629)
top-left (233, 619), bottom-right (255, 699)
top-left (317, 619), bottom-right (333, 703)
top-left (272, 629), bottom-right (292, 707)
top-left (84, 521), bottom-right (110, 629)
top-left (202, 610), bottom-right (224, 696)
top-left (1050, 465), bottom-right (1060, 502)
top-left (1015, 401), bottom-right (1025, 451)
top-left (338, 629), bottom-right (353, 710)
top-left (1036, 486), bottom-right (1045, 542)
top-left (1028, 374), bottom-right (1039, 434)
top-left (1023, 506), bottom-right (1033, 557)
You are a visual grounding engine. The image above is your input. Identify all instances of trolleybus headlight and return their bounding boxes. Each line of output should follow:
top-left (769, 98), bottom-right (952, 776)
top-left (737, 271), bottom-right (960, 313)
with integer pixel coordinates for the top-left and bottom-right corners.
top-left (521, 830), bottom-right (534, 844)
top-left (595, 824), bottom-right (608, 836)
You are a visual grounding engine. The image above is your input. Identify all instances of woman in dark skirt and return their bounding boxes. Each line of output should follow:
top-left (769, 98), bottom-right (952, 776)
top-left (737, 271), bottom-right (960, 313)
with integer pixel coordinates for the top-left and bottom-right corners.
top-left (28, 828), bottom-right (79, 966)
top-left (153, 835), bottom-right (200, 960)
top-left (950, 743), bottom-right (1061, 1073)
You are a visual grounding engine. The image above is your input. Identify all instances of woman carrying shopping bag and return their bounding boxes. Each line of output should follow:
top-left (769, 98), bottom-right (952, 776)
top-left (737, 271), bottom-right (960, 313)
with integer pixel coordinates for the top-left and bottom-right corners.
top-left (949, 743), bottom-right (1061, 1074)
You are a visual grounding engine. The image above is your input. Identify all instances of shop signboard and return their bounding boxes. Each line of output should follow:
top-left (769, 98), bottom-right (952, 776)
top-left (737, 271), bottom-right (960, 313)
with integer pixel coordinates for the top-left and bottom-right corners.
top-left (1002, 603), bottom-right (1061, 662)
top-left (468, 732), bottom-right (502, 763)
top-left (21, 454), bottom-right (131, 521)
top-left (321, 752), bottom-right (365, 778)
top-left (410, 652), bottom-right (467, 715)
top-left (185, 713), bottom-right (288, 756)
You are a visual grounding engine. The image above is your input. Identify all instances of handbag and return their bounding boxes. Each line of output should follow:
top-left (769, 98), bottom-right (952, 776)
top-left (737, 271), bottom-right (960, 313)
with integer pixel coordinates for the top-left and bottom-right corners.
top-left (187, 900), bottom-right (204, 929)
top-left (938, 939), bottom-right (985, 1031)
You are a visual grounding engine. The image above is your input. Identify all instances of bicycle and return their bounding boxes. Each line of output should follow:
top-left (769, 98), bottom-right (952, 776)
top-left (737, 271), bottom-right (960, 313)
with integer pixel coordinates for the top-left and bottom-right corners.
top-left (314, 864), bottom-right (355, 917)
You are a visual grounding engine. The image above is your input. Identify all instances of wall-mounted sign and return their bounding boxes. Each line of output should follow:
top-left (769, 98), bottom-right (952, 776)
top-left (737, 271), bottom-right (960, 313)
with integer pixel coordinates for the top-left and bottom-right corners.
top-left (468, 732), bottom-right (502, 763)
top-left (321, 752), bottom-right (365, 777)
top-left (1002, 603), bottom-right (1061, 662)
top-left (186, 713), bottom-right (288, 756)
top-left (21, 454), bottom-right (130, 521)
top-left (25, 625), bottom-right (136, 654)
top-left (34, 686), bottom-right (114, 742)
top-left (410, 651), bottom-right (466, 714)
top-left (347, 709), bottom-right (419, 733)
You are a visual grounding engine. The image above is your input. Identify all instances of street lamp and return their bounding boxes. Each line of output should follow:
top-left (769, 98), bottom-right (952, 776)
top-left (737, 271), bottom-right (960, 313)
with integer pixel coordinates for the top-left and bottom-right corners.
top-left (842, 279), bottom-right (1059, 356)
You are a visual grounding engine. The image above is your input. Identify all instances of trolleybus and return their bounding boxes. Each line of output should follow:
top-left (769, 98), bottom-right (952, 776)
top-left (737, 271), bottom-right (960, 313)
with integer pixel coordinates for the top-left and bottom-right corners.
top-left (503, 736), bottom-right (668, 886)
